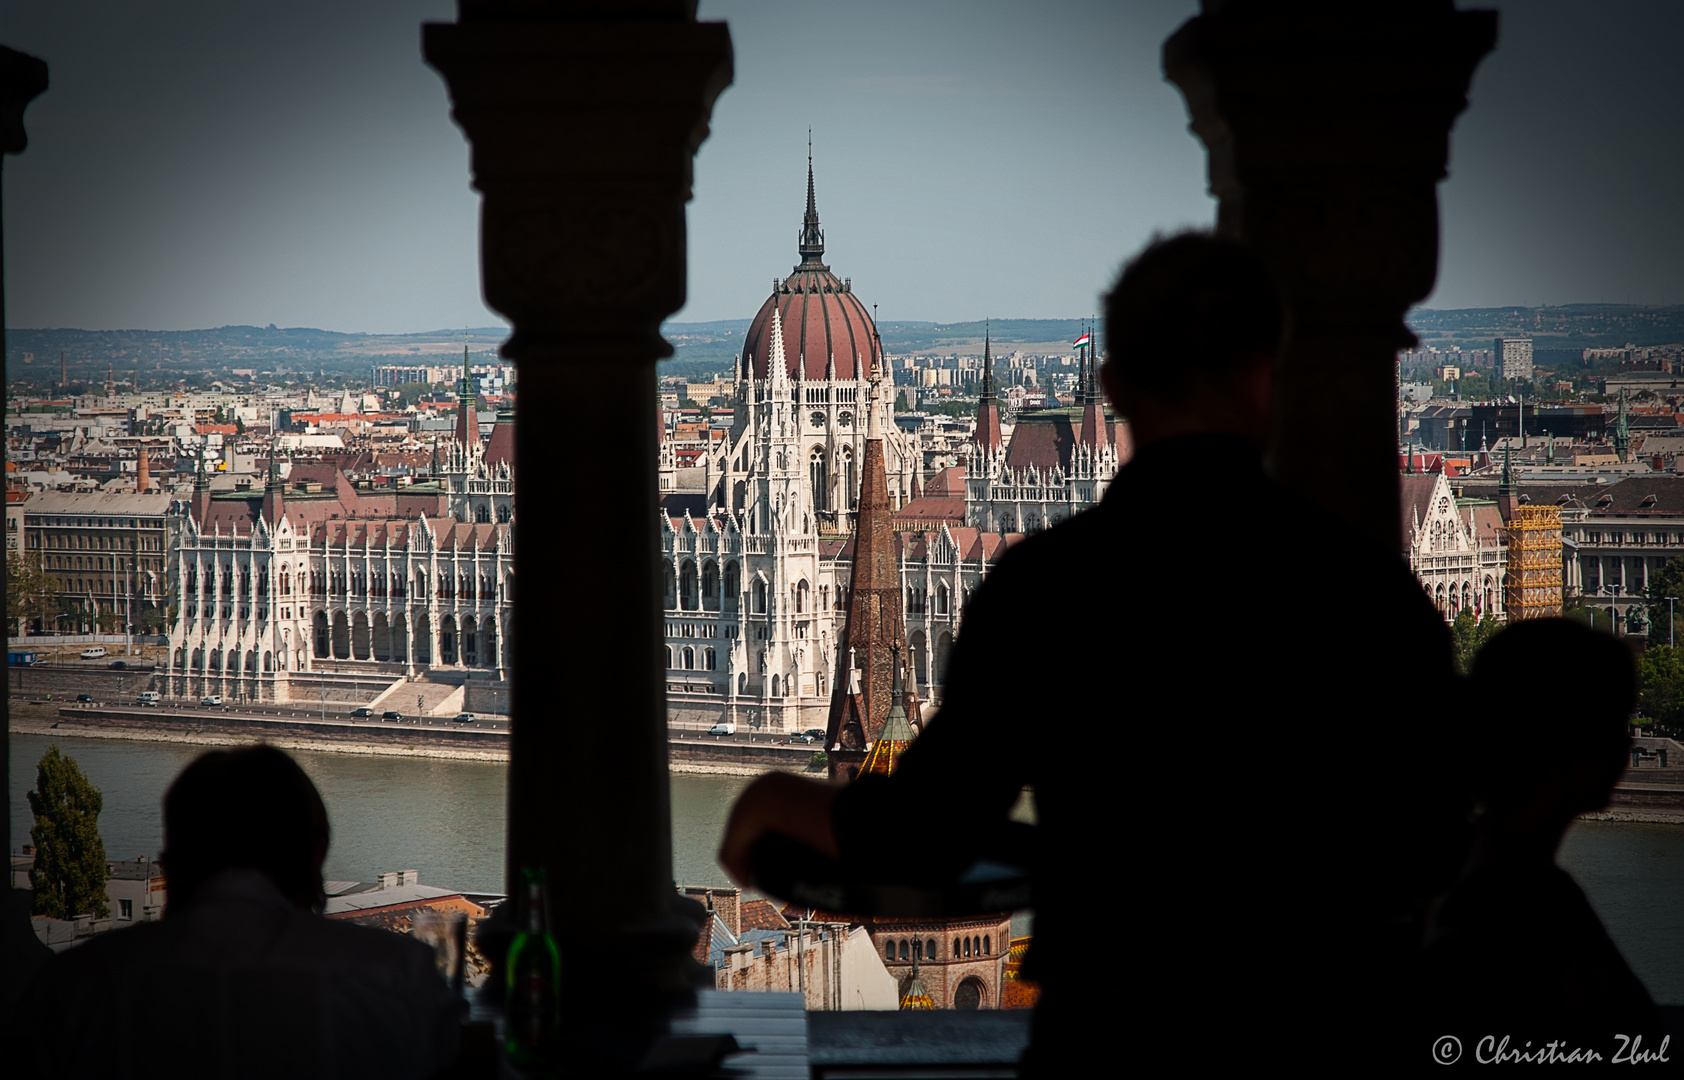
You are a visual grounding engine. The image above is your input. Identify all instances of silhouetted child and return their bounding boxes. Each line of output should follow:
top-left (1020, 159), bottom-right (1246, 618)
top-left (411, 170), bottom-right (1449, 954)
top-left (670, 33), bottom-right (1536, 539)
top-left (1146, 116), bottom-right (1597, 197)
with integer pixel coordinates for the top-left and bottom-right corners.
top-left (1421, 619), bottom-right (1670, 1062)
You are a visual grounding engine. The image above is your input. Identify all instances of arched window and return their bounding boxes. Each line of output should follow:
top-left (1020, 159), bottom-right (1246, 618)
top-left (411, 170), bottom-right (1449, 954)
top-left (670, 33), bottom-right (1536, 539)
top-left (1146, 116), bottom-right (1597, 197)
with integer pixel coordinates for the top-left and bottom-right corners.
top-left (475, 504), bottom-right (490, 523)
top-left (497, 504), bottom-right (511, 523)
top-left (666, 647), bottom-right (673, 669)
top-left (898, 940), bottom-right (909, 962)
top-left (885, 941), bottom-right (894, 961)
top-left (963, 937), bottom-right (971, 958)
top-left (841, 446), bottom-right (856, 509)
top-left (983, 936), bottom-right (990, 955)
top-left (795, 579), bottom-right (809, 613)
top-left (705, 648), bottom-right (716, 671)
top-left (723, 561), bottom-right (740, 606)
top-left (953, 937), bottom-right (960, 957)
top-left (752, 578), bottom-right (767, 613)
top-left (701, 560), bottom-right (719, 609)
top-left (809, 446), bottom-right (828, 512)
top-left (682, 646), bottom-right (694, 670)
top-left (771, 674), bottom-right (780, 697)
top-left (926, 938), bottom-right (937, 959)
top-left (936, 583), bottom-right (949, 616)
top-left (680, 561), bottom-right (698, 611)
top-left (912, 939), bottom-right (923, 961)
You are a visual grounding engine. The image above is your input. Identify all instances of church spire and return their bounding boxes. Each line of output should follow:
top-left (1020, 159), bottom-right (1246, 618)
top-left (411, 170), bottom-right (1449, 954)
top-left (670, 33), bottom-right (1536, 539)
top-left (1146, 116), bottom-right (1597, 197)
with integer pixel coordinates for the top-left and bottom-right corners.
top-left (975, 322), bottom-right (1003, 456)
top-left (797, 131), bottom-right (826, 270)
top-left (455, 344), bottom-right (480, 448)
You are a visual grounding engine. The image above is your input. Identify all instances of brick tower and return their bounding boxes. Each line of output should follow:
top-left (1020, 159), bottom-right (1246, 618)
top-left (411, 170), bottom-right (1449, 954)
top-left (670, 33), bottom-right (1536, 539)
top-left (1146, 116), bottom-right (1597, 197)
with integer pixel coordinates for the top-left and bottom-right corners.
top-left (825, 358), bottom-right (921, 781)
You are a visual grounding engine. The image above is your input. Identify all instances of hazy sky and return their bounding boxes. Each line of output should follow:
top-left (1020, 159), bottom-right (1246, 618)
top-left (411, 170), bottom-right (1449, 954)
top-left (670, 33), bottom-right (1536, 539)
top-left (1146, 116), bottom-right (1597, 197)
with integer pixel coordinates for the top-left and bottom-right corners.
top-left (3, 0), bottom-right (1681, 333)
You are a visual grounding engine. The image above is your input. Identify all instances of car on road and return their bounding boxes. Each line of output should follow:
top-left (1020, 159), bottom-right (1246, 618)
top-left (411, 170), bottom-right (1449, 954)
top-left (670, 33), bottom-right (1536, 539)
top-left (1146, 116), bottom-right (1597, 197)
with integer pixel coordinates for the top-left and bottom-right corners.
top-left (707, 721), bottom-right (736, 736)
top-left (200, 695), bottom-right (222, 707)
top-left (802, 728), bottom-right (825, 744)
top-left (350, 707), bottom-right (374, 718)
top-left (80, 647), bottom-right (107, 660)
top-left (76, 694), bottom-right (94, 703)
top-left (382, 710), bottom-right (404, 722)
top-left (108, 660), bottom-right (128, 670)
top-left (452, 712), bottom-right (476, 724)
top-left (137, 692), bottom-right (161, 707)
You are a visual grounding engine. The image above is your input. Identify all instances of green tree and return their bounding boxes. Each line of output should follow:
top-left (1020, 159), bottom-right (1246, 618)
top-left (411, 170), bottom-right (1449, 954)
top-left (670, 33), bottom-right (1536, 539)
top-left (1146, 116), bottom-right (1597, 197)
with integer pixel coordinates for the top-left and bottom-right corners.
top-left (1646, 556), bottom-right (1684, 645)
top-left (894, 389), bottom-right (910, 413)
top-left (7, 550), bottom-right (58, 635)
top-left (1450, 609), bottom-right (1503, 674)
top-left (1637, 646), bottom-right (1684, 738)
top-left (27, 746), bottom-right (110, 918)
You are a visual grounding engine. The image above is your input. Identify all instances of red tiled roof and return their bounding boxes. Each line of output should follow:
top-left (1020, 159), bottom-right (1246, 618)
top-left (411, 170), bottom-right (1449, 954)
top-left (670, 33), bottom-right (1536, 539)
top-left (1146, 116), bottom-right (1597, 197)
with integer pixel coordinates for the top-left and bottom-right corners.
top-left (925, 465), bottom-right (966, 496)
top-left (738, 899), bottom-right (790, 932)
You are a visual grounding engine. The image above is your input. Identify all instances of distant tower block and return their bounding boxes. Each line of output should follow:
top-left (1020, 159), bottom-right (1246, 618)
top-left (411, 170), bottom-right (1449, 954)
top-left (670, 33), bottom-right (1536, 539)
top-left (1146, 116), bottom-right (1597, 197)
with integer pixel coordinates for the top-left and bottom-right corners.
top-left (1496, 337), bottom-right (1533, 383)
top-left (1504, 504), bottom-right (1563, 621)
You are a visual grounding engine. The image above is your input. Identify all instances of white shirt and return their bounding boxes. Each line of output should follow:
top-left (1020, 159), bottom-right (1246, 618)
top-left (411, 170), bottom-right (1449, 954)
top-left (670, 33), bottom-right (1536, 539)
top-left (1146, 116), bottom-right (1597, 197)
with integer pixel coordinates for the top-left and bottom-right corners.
top-left (16, 869), bottom-right (461, 1079)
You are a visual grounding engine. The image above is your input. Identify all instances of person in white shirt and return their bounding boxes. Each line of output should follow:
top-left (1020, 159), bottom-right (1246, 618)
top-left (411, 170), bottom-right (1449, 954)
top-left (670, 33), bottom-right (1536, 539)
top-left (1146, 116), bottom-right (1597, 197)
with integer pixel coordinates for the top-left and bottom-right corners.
top-left (13, 745), bottom-right (460, 1079)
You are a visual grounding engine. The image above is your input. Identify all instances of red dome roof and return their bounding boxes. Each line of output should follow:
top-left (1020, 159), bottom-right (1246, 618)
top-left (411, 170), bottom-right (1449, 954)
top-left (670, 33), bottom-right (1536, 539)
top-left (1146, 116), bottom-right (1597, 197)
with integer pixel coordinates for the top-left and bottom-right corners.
top-left (743, 271), bottom-right (881, 382)
top-left (742, 152), bottom-right (882, 382)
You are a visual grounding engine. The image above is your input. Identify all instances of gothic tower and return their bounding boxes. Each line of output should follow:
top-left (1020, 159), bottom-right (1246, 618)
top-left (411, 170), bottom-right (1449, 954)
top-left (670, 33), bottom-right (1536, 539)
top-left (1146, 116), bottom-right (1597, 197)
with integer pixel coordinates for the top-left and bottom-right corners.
top-left (826, 361), bottom-right (921, 780)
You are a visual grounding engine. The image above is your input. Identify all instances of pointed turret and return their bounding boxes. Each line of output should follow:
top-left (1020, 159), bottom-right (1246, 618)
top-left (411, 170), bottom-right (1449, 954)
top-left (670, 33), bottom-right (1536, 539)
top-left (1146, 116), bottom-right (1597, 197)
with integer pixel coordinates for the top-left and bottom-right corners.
top-left (1614, 388), bottom-right (1631, 463)
top-left (455, 345), bottom-right (481, 448)
top-left (975, 323), bottom-right (1003, 456)
top-left (797, 131), bottom-right (826, 271)
top-left (191, 448), bottom-right (212, 524)
top-left (1497, 441), bottom-right (1517, 522)
top-left (262, 451), bottom-right (286, 527)
top-left (1078, 323), bottom-right (1108, 452)
top-left (861, 650), bottom-right (918, 777)
top-left (898, 956), bottom-right (936, 1011)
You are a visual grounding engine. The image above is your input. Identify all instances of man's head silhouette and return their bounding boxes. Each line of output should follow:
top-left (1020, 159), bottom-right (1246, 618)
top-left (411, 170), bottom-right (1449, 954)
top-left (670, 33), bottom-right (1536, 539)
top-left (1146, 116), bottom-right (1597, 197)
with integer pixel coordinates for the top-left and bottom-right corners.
top-left (161, 745), bottom-right (331, 913)
top-left (1101, 232), bottom-right (1285, 448)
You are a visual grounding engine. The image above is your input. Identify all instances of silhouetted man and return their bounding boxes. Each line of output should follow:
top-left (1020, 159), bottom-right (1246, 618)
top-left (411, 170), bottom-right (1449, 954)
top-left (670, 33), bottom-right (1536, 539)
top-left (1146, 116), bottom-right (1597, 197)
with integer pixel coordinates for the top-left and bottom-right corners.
top-left (722, 232), bottom-right (1458, 1071)
top-left (1422, 620), bottom-right (1670, 1062)
top-left (13, 745), bottom-right (460, 1079)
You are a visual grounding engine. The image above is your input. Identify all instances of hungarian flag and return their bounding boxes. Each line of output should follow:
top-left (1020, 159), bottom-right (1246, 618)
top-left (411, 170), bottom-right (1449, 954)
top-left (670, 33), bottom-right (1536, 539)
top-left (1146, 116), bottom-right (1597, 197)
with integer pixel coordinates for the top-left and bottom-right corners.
top-left (1072, 332), bottom-right (1092, 350)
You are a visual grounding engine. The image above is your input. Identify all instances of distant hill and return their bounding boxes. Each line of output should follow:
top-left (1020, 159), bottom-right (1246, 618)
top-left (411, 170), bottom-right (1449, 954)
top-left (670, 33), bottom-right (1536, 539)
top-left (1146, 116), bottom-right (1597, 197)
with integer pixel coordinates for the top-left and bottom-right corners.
top-left (1405, 304), bottom-right (1684, 349)
top-left (10, 304), bottom-right (1680, 389)
top-left (5, 325), bottom-right (511, 388)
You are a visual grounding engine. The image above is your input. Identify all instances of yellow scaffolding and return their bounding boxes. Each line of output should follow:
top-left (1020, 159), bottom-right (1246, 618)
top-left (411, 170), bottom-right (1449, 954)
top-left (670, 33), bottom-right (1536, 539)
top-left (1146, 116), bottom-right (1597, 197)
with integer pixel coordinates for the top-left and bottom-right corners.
top-left (1505, 504), bottom-right (1563, 621)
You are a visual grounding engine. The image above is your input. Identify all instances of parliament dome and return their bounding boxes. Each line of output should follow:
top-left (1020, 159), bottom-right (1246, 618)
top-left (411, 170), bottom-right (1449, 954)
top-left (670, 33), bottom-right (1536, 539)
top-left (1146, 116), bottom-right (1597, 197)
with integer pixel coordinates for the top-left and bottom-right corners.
top-left (741, 158), bottom-right (882, 382)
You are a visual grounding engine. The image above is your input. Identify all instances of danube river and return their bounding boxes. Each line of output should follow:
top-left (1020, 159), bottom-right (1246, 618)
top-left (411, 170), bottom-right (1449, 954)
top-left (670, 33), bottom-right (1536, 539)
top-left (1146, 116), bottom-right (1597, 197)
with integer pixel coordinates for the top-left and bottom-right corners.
top-left (9, 732), bottom-right (1684, 1003)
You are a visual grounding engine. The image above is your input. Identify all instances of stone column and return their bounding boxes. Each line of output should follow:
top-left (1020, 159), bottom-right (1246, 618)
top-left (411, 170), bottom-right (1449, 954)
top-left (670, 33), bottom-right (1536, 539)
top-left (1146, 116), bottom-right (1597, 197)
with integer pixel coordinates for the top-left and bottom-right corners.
top-left (1164, 4), bottom-right (1495, 550)
top-left (424, 2), bottom-right (731, 1052)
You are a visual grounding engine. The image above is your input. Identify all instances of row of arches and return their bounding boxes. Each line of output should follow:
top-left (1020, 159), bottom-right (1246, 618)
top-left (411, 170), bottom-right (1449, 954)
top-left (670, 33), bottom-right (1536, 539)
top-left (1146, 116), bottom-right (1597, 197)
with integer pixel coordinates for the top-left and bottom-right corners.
top-left (184, 561), bottom-right (510, 605)
top-left (884, 934), bottom-right (991, 963)
top-left (1429, 576), bottom-right (1496, 620)
top-left (906, 629), bottom-right (954, 689)
top-left (665, 559), bottom-right (814, 617)
top-left (667, 645), bottom-right (718, 671)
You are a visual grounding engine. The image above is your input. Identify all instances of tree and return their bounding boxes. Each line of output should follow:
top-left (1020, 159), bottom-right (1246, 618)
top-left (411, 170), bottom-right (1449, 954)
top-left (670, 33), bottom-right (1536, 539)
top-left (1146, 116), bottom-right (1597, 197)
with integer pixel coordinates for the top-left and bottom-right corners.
top-left (27, 745), bottom-right (110, 918)
top-left (1450, 608), bottom-right (1502, 674)
top-left (894, 389), bottom-right (910, 413)
top-left (7, 550), bottom-right (58, 635)
top-left (1646, 556), bottom-right (1684, 645)
top-left (1636, 646), bottom-right (1684, 739)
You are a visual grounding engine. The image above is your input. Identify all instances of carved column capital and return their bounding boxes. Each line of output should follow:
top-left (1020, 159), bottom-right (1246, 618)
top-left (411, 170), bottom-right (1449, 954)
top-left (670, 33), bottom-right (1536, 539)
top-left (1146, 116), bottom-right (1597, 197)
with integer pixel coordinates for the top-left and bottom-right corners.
top-left (1166, 9), bottom-right (1496, 338)
top-left (424, 20), bottom-right (732, 362)
top-left (1164, 8), bottom-right (1495, 547)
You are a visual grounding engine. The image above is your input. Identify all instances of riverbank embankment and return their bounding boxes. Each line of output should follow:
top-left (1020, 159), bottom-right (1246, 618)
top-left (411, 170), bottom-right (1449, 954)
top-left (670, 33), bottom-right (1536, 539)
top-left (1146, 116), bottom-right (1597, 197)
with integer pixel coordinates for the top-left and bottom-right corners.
top-left (7, 699), bottom-right (822, 776)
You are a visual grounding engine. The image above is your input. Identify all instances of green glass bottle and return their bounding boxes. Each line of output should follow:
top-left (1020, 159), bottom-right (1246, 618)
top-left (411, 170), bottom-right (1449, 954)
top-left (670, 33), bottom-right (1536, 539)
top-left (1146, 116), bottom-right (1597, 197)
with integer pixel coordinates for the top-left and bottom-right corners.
top-left (505, 866), bottom-right (561, 1068)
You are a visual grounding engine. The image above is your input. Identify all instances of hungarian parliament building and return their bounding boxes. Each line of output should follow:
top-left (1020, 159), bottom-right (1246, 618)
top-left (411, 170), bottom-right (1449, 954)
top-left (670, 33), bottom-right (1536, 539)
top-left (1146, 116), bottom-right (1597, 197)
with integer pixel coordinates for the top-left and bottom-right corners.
top-left (658, 165), bottom-right (1128, 733)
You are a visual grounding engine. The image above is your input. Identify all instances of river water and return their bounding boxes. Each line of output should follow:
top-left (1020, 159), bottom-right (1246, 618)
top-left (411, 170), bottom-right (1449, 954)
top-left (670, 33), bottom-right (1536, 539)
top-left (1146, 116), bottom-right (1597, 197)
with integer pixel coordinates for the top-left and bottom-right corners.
top-left (9, 732), bottom-right (1683, 1003)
